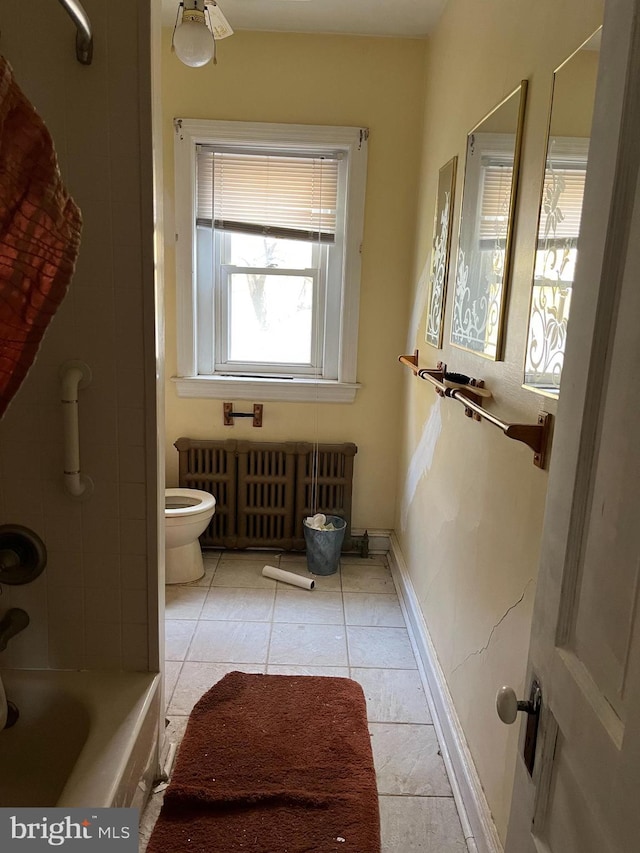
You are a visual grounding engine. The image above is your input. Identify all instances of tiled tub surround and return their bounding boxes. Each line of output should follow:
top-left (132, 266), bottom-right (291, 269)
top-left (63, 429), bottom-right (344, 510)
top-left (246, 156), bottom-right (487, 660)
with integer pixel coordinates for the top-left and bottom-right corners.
top-left (142, 551), bottom-right (468, 852)
top-left (0, 0), bottom-right (156, 674)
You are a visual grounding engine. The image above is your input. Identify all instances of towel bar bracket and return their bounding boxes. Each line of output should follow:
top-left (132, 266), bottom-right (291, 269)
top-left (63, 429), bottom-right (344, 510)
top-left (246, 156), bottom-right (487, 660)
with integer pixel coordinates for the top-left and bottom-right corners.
top-left (399, 351), bottom-right (553, 468)
top-left (507, 413), bottom-right (551, 469)
top-left (223, 402), bottom-right (263, 427)
top-left (420, 360), bottom-right (490, 410)
top-left (444, 378), bottom-right (488, 417)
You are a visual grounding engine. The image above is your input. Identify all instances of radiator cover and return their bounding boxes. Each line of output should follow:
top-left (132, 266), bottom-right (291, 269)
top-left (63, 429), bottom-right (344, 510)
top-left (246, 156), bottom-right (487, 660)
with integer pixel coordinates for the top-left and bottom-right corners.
top-left (174, 438), bottom-right (357, 551)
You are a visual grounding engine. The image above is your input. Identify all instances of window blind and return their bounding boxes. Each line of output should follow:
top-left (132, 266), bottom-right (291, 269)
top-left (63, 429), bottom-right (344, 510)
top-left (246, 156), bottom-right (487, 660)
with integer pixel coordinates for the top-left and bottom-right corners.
top-left (479, 163), bottom-right (514, 242)
top-left (196, 148), bottom-right (339, 243)
top-left (478, 161), bottom-right (587, 245)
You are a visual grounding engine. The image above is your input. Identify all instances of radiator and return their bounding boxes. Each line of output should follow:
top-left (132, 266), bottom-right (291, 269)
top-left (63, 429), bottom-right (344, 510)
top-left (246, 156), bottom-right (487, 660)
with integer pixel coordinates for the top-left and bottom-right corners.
top-left (174, 438), bottom-right (357, 551)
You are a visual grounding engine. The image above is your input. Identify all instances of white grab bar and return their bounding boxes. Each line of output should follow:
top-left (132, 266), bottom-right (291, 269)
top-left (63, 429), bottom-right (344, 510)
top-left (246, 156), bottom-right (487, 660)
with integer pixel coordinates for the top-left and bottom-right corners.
top-left (60, 360), bottom-right (93, 499)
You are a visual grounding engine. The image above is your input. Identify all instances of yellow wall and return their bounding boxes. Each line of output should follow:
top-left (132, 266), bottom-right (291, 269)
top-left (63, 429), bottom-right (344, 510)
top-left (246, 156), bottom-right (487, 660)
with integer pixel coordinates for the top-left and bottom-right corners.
top-left (161, 30), bottom-right (427, 529)
top-left (398, 0), bottom-right (602, 841)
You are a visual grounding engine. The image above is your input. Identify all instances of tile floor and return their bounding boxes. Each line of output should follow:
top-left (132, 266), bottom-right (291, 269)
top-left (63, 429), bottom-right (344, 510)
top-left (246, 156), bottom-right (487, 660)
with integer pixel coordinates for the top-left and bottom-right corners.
top-left (140, 550), bottom-right (468, 852)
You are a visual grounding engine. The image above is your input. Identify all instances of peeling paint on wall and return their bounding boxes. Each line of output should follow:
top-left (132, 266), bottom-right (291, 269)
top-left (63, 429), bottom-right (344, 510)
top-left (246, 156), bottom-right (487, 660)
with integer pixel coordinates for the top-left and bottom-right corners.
top-left (400, 394), bottom-right (442, 531)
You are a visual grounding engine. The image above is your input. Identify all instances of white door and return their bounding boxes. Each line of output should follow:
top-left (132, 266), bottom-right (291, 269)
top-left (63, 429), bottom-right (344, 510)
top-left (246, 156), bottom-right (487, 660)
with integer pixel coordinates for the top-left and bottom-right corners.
top-left (505, 1), bottom-right (640, 851)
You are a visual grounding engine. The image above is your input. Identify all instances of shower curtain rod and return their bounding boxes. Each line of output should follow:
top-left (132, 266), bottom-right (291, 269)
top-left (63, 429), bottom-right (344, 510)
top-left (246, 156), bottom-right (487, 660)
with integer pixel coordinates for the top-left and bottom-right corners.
top-left (57, 0), bottom-right (93, 65)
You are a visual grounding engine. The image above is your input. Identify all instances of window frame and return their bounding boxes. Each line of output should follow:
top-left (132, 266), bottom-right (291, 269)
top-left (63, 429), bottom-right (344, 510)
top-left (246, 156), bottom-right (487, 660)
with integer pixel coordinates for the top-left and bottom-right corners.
top-left (173, 118), bottom-right (368, 403)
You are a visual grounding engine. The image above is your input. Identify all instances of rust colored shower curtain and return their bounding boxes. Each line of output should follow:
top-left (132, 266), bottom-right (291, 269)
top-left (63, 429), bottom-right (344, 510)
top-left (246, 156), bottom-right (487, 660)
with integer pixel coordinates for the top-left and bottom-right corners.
top-left (0, 56), bottom-right (82, 418)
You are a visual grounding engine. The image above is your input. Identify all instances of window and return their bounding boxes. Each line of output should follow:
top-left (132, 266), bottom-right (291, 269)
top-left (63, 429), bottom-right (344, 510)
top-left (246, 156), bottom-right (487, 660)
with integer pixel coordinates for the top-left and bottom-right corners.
top-left (173, 120), bottom-right (368, 403)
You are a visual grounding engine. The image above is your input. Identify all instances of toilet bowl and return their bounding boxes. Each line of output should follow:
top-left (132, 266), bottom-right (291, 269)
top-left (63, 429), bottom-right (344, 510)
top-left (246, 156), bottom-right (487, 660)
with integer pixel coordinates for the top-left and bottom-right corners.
top-left (165, 488), bottom-right (216, 584)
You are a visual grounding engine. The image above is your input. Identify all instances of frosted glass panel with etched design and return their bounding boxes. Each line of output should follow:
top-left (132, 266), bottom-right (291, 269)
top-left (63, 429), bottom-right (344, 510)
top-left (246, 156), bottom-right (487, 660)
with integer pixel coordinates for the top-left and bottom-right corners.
top-left (425, 157), bottom-right (457, 348)
top-left (524, 30), bottom-right (601, 395)
top-left (451, 82), bottom-right (527, 359)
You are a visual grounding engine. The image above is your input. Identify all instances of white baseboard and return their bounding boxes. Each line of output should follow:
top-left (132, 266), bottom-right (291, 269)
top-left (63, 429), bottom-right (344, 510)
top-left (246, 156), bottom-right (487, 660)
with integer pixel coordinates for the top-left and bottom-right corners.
top-left (388, 533), bottom-right (503, 853)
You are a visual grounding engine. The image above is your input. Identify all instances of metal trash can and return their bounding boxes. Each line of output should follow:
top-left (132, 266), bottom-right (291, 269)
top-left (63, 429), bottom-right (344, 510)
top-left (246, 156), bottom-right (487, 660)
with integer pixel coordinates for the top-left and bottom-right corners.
top-left (303, 515), bottom-right (347, 576)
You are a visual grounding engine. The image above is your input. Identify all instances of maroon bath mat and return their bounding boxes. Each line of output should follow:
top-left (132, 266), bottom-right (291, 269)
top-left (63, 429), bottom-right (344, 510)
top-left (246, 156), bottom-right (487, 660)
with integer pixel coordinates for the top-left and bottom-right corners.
top-left (148, 671), bottom-right (380, 852)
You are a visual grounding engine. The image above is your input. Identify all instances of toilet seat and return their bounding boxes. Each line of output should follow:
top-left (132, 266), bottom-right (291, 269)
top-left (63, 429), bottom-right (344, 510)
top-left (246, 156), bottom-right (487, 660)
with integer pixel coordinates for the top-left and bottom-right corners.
top-left (165, 488), bottom-right (216, 516)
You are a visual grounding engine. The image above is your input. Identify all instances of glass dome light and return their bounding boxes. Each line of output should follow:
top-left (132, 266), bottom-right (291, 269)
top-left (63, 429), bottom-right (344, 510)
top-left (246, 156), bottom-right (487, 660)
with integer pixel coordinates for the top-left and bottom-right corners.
top-left (173, 6), bottom-right (215, 68)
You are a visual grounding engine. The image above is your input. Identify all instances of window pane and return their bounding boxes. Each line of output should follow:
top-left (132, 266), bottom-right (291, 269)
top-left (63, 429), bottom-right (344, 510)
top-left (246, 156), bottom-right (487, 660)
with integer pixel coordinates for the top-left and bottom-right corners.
top-left (225, 233), bottom-right (314, 269)
top-left (228, 273), bottom-right (313, 364)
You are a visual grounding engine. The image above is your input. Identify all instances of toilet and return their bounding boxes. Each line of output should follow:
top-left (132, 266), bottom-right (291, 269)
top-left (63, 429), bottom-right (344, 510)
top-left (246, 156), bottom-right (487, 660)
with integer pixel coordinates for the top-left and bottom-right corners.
top-left (164, 488), bottom-right (216, 584)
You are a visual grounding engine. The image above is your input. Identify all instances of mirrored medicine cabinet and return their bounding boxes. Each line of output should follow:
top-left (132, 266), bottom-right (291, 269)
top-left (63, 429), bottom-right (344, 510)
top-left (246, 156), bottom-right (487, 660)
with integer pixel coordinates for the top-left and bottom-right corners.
top-left (523, 28), bottom-right (602, 396)
top-left (450, 81), bottom-right (527, 360)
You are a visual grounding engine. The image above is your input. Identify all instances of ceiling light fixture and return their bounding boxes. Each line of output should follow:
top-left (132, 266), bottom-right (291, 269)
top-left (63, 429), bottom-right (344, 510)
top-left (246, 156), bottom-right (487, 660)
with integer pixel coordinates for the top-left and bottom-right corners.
top-left (172, 0), bottom-right (234, 68)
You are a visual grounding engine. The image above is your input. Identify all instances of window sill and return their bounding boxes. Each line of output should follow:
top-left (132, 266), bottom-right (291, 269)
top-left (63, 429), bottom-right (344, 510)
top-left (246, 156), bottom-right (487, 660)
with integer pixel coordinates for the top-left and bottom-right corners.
top-left (173, 375), bottom-right (361, 403)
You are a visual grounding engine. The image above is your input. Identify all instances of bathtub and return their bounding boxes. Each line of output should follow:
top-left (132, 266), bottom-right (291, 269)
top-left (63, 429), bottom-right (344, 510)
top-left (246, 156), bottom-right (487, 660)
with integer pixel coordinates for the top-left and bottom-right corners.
top-left (0, 669), bottom-right (161, 809)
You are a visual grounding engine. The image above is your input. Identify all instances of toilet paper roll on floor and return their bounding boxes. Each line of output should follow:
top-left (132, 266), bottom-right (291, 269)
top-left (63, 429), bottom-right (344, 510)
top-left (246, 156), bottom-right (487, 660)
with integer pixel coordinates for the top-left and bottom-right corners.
top-left (262, 565), bottom-right (315, 590)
